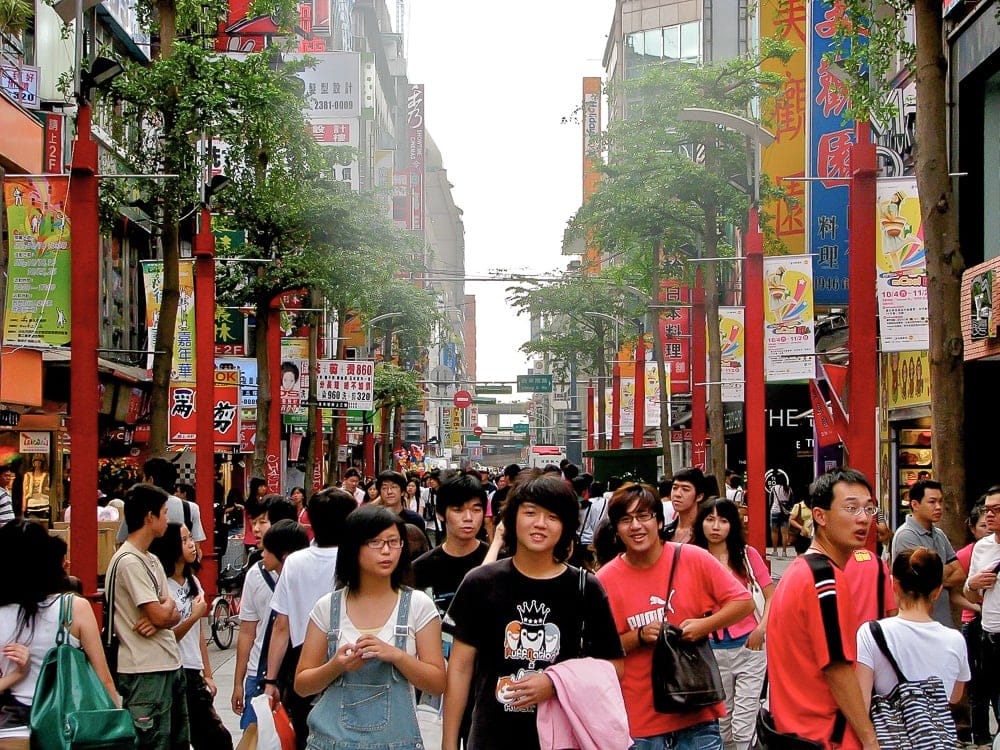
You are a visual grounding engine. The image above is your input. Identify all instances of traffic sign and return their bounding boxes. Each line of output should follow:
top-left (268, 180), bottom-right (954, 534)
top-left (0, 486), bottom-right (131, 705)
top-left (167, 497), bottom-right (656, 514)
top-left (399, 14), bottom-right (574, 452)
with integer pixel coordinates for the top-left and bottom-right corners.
top-left (513, 423), bottom-right (529, 434)
top-left (517, 374), bottom-right (553, 393)
top-left (476, 384), bottom-right (513, 395)
top-left (453, 390), bottom-right (473, 408)
top-left (473, 425), bottom-right (484, 437)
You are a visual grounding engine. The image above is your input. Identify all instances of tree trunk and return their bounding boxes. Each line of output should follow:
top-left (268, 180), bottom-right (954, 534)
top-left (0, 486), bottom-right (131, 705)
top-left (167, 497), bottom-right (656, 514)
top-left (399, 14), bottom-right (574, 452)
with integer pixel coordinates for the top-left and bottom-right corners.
top-left (147, 0), bottom-right (179, 455)
top-left (253, 290), bottom-right (274, 479)
top-left (914, 0), bottom-right (965, 546)
top-left (305, 289), bottom-right (320, 491)
top-left (652, 239), bottom-right (674, 478)
top-left (703, 205), bottom-right (727, 493)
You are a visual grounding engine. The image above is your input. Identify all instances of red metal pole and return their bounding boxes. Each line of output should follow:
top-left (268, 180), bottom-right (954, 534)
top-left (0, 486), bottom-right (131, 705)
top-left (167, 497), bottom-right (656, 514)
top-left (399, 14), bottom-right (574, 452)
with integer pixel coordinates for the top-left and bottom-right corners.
top-left (848, 122), bottom-right (879, 550)
top-left (633, 336), bottom-right (645, 448)
top-left (68, 103), bottom-right (99, 609)
top-left (586, 380), bottom-right (595, 453)
top-left (611, 359), bottom-right (621, 449)
top-left (266, 303), bottom-right (282, 493)
top-left (691, 269), bottom-right (707, 470)
top-left (193, 207), bottom-right (217, 596)
top-left (744, 206), bottom-right (767, 557)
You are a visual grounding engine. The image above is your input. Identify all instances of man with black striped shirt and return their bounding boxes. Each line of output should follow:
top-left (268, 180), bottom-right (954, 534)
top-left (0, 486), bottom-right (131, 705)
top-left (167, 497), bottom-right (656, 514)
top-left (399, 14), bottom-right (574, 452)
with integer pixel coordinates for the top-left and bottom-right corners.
top-left (767, 468), bottom-right (880, 750)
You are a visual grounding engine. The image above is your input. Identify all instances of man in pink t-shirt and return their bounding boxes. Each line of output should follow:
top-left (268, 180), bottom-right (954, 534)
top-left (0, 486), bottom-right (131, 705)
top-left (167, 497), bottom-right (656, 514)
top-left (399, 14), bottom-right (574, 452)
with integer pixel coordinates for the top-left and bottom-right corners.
top-left (596, 482), bottom-right (753, 749)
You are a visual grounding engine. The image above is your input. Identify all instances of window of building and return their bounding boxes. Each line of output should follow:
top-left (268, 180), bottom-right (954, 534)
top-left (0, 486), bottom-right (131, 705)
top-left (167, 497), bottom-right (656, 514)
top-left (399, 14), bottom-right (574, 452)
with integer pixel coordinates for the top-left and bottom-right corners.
top-left (625, 21), bottom-right (702, 79)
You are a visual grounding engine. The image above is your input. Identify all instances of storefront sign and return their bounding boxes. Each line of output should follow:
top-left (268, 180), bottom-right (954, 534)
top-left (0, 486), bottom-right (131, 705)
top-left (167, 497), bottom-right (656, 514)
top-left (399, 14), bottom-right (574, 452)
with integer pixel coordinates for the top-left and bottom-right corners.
top-left (214, 369), bottom-right (240, 446)
top-left (314, 359), bottom-right (374, 409)
top-left (969, 269), bottom-right (993, 341)
top-left (44, 114), bottom-right (64, 174)
top-left (763, 256), bottom-right (816, 381)
top-left (2, 176), bottom-right (71, 346)
top-left (1, 65), bottom-right (39, 109)
top-left (289, 52), bottom-right (361, 118)
top-left (19, 431), bottom-right (49, 453)
top-left (168, 385), bottom-right (197, 444)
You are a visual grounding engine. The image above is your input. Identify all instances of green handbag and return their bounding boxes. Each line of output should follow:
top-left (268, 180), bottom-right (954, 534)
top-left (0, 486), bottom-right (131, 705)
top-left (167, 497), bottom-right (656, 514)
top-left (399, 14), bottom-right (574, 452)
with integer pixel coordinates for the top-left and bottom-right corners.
top-left (29, 594), bottom-right (137, 750)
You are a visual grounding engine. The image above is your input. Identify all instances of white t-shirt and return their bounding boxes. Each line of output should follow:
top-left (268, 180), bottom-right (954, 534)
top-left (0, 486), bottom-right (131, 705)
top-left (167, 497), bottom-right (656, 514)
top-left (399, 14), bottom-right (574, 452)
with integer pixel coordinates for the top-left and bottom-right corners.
top-left (0, 595), bottom-right (81, 738)
top-left (856, 617), bottom-right (970, 699)
top-left (167, 576), bottom-right (205, 670)
top-left (270, 545), bottom-right (339, 646)
top-left (662, 500), bottom-right (676, 524)
top-left (239, 562), bottom-right (278, 676)
top-left (308, 588), bottom-right (438, 660)
top-left (969, 534), bottom-right (1000, 633)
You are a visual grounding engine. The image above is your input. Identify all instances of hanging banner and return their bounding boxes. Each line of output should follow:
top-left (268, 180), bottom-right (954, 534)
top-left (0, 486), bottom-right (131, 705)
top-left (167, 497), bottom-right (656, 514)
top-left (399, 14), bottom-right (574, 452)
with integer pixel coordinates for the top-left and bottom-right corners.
top-left (2, 176), bottom-right (71, 346)
top-left (876, 177), bottom-right (929, 352)
top-left (280, 338), bottom-right (309, 415)
top-left (168, 385), bottom-right (197, 444)
top-left (763, 256), bottom-right (816, 381)
top-left (142, 260), bottom-right (197, 385)
top-left (620, 377), bottom-right (635, 434)
top-left (719, 306), bottom-right (745, 403)
top-left (314, 359), bottom-right (374, 409)
top-left (644, 362), bottom-right (666, 429)
top-left (809, 379), bottom-right (840, 447)
top-left (213, 369), bottom-right (240, 446)
top-left (659, 280), bottom-right (691, 394)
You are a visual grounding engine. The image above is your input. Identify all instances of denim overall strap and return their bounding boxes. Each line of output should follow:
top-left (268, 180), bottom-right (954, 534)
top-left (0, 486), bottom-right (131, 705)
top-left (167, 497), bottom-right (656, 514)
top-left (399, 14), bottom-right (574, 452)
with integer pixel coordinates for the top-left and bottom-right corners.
top-left (394, 588), bottom-right (413, 650)
top-left (327, 588), bottom-right (344, 661)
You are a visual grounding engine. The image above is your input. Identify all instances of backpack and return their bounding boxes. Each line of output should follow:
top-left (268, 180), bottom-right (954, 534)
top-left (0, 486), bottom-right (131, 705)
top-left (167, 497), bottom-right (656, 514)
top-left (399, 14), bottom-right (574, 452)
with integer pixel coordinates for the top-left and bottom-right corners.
top-left (866, 620), bottom-right (959, 750)
top-left (30, 594), bottom-right (137, 750)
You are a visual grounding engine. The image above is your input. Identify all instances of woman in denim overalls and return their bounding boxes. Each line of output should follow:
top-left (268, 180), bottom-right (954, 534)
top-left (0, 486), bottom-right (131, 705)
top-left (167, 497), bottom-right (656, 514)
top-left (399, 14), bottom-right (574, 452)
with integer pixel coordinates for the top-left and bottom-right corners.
top-left (295, 505), bottom-right (447, 749)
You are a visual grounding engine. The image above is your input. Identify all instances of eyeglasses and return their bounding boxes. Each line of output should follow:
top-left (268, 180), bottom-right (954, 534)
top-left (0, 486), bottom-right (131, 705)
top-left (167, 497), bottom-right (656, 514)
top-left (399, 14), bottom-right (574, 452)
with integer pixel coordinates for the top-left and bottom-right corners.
top-left (840, 505), bottom-right (878, 517)
top-left (365, 538), bottom-right (405, 550)
top-left (617, 510), bottom-right (655, 526)
top-left (983, 506), bottom-right (1000, 516)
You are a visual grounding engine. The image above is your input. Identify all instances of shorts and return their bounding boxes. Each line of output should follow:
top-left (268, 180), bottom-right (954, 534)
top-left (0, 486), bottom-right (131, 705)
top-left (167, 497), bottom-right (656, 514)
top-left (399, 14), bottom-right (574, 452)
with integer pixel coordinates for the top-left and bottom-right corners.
top-left (770, 512), bottom-right (789, 528)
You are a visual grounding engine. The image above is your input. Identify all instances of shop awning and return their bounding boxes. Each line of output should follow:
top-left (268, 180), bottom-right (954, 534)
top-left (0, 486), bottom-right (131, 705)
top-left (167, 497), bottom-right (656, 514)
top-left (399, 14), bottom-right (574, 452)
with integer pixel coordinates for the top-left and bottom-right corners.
top-left (41, 348), bottom-right (150, 384)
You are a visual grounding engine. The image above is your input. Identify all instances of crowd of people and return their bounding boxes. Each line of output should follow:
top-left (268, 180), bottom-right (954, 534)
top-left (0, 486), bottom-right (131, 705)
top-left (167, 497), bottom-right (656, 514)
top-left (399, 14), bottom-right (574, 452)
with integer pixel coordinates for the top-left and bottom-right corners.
top-left (0, 458), bottom-right (998, 750)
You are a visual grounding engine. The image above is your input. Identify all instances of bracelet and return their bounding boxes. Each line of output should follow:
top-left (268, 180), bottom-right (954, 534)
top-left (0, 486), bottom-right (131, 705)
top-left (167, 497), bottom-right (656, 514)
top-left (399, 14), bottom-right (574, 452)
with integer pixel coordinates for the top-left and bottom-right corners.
top-left (261, 678), bottom-right (278, 685)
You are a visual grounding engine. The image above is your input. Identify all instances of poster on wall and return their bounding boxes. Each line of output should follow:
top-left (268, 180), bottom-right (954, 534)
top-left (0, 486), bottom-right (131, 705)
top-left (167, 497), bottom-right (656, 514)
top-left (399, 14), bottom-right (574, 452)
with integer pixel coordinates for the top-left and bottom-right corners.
top-left (719, 307), bottom-right (745, 402)
top-left (876, 177), bottom-right (929, 351)
top-left (970, 269), bottom-right (994, 341)
top-left (2, 177), bottom-right (72, 347)
top-left (763, 256), bottom-right (816, 381)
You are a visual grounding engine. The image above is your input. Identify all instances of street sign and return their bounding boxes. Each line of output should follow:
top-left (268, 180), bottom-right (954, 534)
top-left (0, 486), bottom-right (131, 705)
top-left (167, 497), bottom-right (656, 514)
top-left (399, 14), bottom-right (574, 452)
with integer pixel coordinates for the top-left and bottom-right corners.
top-left (453, 390), bottom-right (473, 408)
top-left (476, 384), bottom-right (513, 395)
top-left (472, 397), bottom-right (497, 405)
top-left (513, 423), bottom-right (529, 434)
top-left (473, 425), bottom-right (484, 437)
top-left (516, 374), bottom-right (553, 393)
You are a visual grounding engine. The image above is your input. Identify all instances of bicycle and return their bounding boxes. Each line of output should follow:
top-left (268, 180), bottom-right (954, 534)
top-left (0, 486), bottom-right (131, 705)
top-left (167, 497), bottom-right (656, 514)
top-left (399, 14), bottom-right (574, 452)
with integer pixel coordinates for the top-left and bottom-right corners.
top-left (210, 560), bottom-right (248, 649)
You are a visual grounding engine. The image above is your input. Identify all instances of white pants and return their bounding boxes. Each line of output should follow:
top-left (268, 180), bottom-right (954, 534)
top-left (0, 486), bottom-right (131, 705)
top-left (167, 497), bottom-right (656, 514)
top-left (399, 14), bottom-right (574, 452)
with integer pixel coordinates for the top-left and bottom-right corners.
top-left (713, 644), bottom-right (767, 750)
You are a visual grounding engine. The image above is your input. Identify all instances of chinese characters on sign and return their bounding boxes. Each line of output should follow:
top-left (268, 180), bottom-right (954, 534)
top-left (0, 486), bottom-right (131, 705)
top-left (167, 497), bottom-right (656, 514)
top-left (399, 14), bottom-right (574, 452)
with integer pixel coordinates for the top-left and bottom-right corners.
top-left (407, 84), bottom-right (425, 232)
top-left (314, 360), bottom-right (375, 409)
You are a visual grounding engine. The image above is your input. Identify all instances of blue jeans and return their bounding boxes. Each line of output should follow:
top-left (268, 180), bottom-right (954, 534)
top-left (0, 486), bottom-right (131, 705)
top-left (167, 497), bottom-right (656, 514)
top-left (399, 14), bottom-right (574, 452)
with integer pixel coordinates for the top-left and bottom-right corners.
top-left (240, 674), bottom-right (265, 730)
top-left (632, 720), bottom-right (724, 750)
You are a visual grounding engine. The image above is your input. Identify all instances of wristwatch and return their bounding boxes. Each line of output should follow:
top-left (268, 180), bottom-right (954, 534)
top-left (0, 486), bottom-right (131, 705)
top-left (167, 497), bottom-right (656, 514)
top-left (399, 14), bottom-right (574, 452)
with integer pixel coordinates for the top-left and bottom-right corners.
top-left (261, 678), bottom-right (278, 685)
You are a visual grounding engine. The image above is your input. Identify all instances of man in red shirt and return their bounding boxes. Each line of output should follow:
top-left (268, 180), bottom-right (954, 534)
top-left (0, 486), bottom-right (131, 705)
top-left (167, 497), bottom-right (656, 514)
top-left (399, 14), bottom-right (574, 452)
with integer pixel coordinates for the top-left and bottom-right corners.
top-left (767, 468), bottom-right (880, 750)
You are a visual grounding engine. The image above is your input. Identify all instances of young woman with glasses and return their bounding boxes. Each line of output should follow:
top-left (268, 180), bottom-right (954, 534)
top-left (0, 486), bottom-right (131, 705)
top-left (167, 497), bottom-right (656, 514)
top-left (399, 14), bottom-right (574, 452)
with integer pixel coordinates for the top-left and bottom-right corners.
top-left (294, 504), bottom-right (445, 749)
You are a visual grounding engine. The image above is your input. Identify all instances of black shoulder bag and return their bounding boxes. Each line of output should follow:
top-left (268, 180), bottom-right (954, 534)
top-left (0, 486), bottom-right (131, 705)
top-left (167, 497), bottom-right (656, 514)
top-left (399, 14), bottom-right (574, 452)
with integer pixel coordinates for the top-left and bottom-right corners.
top-left (651, 544), bottom-right (725, 713)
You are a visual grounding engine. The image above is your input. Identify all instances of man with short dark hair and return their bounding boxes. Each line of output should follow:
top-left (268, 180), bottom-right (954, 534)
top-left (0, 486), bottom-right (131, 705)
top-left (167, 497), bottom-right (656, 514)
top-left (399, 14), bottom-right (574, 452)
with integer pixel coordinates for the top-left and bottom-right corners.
top-left (340, 467), bottom-right (364, 504)
top-left (891, 478), bottom-right (964, 627)
top-left (117, 457), bottom-right (205, 544)
top-left (110, 483), bottom-right (187, 750)
top-left (664, 467), bottom-right (706, 544)
top-left (376, 470), bottom-right (426, 532)
top-left (767, 468), bottom-right (879, 749)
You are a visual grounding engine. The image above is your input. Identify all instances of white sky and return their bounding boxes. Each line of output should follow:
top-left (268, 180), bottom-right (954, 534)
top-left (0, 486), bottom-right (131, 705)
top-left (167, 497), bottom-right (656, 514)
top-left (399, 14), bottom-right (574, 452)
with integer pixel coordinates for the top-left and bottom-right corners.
top-left (405, 0), bottom-right (616, 384)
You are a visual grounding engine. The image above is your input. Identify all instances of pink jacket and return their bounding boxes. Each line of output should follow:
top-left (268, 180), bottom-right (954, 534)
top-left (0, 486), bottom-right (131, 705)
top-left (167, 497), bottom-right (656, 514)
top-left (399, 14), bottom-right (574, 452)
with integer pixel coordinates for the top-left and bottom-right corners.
top-left (536, 658), bottom-right (632, 750)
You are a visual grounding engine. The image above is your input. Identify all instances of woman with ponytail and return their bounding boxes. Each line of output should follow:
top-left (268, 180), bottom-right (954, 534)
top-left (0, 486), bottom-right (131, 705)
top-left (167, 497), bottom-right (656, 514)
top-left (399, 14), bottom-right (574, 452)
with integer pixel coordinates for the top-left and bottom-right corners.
top-left (856, 546), bottom-right (970, 708)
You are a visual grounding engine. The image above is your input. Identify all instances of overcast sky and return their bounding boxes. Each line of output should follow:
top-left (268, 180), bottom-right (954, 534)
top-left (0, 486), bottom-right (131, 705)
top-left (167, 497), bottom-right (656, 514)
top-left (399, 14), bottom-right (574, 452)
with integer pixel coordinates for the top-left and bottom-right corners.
top-left (405, 1), bottom-right (615, 384)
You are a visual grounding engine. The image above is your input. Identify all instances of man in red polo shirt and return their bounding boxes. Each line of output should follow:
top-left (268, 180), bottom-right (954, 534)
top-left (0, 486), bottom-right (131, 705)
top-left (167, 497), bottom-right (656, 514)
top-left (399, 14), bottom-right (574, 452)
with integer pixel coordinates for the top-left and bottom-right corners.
top-left (767, 468), bottom-right (880, 750)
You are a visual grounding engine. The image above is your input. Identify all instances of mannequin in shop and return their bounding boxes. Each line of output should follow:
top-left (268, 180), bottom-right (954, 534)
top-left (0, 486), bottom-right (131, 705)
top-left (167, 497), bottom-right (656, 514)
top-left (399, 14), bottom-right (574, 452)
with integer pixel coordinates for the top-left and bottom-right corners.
top-left (23, 458), bottom-right (50, 521)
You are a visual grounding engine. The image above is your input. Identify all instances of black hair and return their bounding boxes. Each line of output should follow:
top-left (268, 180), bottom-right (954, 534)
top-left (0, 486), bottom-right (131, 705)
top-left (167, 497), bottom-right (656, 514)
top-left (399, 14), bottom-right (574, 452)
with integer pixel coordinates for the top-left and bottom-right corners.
top-left (673, 467), bottom-right (707, 497)
top-left (262, 519), bottom-right (310, 560)
top-left (247, 477), bottom-right (268, 516)
top-left (501, 475), bottom-right (580, 563)
top-left (693, 498), bottom-right (749, 578)
top-left (592, 517), bottom-right (622, 567)
top-left (343, 468), bottom-right (361, 480)
top-left (307, 487), bottom-right (358, 547)
top-left (0, 520), bottom-right (71, 637)
top-left (892, 547), bottom-right (943, 601)
top-left (608, 483), bottom-right (665, 529)
top-left (703, 474), bottom-right (721, 500)
top-left (909, 479), bottom-right (942, 503)
top-left (563, 464), bottom-right (580, 481)
top-left (288, 486), bottom-right (307, 500)
top-left (808, 467), bottom-right (872, 510)
top-left (250, 493), bottom-right (277, 518)
top-left (266, 497), bottom-right (298, 524)
top-left (657, 479), bottom-right (673, 498)
top-left (570, 476), bottom-right (591, 496)
top-left (541, 464), bottom-right (561, 475)
top-left (149, 523), bottom-right (194, 584)
top-left (589, 481), bottom-right (606, 498)
top-left (503, 463), bottom-right (522, 481)
top-left (280, 361), bottom-right (299, 380)
top-left (335, 504), bottom-right (411, 590)
top-left (175, 483), bottom-right (195, 502)
top-left (143, 457), bottom-right (178, 493)
top-left (436, 473), bottom-right (487, 513)
top-left (607, 475), bottom-right (624, 493)
top-left (123, 482), bottom-right (170, 533)
top-left (375, 470), bottom-right (407, 492)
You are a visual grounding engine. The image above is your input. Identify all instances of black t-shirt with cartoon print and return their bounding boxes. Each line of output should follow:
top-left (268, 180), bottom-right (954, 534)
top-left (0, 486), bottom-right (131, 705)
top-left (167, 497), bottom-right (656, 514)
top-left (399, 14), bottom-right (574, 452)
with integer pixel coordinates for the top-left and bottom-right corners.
top-left (444, 557), bottom-right (623, 750)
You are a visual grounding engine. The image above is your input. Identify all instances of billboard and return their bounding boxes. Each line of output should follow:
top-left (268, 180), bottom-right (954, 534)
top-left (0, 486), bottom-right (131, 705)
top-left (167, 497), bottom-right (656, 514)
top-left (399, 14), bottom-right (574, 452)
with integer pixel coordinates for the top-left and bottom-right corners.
top-left (763, 256), bottom-right (816, 381)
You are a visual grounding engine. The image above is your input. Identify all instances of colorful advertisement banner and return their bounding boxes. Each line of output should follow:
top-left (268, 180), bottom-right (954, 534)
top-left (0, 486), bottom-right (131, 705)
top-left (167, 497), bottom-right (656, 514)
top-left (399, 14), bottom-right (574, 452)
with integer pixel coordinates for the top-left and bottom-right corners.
top-left (3, 176), bottom-right (71, 346)
top-left (142, 260), bottom-right (197, 385)
top-left (583, 76), bottom-right (602, 273)
top-left (761, 0), bottom-right (807, 257)
top-left (314, 359), bottom-right (374, 410)
top-left (659, 280), bottom-right (691, 394)
top-left (213, 369), bottom-right (240, 446)
top-left (808, 0), bottom-right (854, 303)
top-left (168, 385), bottom-right (197, 444)
top-left (876, 177), bottom-right (929, 351)
top-left (620, 377), bottom-right (635, 434)
top-left (719, 306), bottom-right (745, 403)
top-left (280, 338), bottom-right (309, 415)
top-left (882, 350), bottom-right (930, 409)
top-left (764, 256), bottom-right (816, 381)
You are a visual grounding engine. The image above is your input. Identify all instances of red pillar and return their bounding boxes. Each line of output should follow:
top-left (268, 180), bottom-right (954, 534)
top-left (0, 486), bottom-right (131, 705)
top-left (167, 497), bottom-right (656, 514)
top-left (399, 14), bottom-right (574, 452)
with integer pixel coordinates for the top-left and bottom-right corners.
top-left (68, 103), bottom-right (99, 609)
top-left (744, 206), bottom-right (768, 556)
top-left (611, 359), bottom-right (622, 449)
top-left (266, 303), bottom-right (282, 493)
top-left (193, 207), bottom-right (217, 596)
top-left (848, 123), bottom-right (879, 549)
top-left (633, 336), bottom-right (645, 448)
top-left (691, 270), bottom-right (707, 470)
top-left (586, 380), bottom-right (595, 453)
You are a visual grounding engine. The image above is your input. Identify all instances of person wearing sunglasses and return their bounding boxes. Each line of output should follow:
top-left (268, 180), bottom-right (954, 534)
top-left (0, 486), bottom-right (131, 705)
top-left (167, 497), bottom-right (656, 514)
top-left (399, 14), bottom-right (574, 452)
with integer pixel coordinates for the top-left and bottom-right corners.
top-left (295, 504), bottom-right (445, 750)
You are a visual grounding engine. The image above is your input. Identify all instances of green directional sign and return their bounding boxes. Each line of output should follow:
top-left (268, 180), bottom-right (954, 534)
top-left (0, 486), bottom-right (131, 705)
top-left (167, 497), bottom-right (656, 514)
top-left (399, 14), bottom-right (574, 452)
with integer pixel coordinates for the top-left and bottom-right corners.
top-left (517, 374), bottom-right (553, 393)
top-left (512, 423), bottom-right (530, 434)
top-left (476, 384), bottom-right (513, 395)
top-left (473, 397), bottom-right (497, 405)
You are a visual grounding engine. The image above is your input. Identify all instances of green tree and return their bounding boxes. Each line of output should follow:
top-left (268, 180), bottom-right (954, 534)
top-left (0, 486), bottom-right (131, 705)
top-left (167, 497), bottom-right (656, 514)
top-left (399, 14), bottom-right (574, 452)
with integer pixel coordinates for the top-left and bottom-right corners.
top-left (825, 0), bottom-right (965, 544)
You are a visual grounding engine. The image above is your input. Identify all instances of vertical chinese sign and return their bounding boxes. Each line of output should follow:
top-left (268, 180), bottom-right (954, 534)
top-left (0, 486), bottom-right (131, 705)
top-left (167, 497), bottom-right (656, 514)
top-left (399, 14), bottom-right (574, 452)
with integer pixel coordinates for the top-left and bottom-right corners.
top-left (3, 177), bottom-right (72, 347)
top-left (582, 77), bottom-right (602, 274)
top-left (659, 280), bottom-right (691, 394)
top-left (407, 84), bottom-right (425, 232)
top-left (808, 0), bottom-right (857, 304)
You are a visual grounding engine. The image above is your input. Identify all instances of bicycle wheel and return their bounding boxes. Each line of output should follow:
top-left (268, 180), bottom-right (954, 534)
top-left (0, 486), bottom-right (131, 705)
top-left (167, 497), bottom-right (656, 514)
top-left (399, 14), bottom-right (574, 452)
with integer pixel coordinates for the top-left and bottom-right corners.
top-left (211, 598), bottom-right (235, 649)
